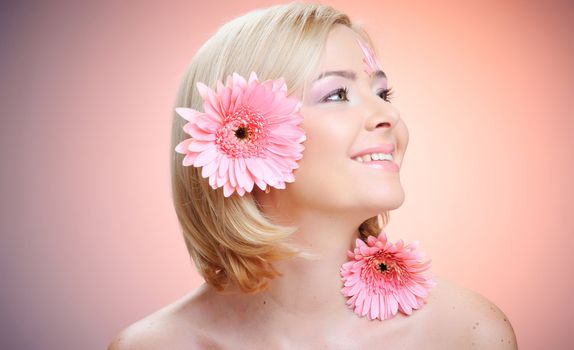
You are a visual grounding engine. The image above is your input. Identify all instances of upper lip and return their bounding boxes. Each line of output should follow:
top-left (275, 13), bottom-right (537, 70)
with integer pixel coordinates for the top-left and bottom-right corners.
top-left (350, 143), bottom-right (396, 159)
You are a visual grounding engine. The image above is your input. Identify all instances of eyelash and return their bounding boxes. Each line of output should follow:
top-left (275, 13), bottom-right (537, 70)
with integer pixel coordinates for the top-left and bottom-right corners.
top-left (322, 86), bottom-right (395, 103)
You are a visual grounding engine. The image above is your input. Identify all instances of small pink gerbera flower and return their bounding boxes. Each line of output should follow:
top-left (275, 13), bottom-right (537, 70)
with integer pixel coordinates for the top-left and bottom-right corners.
top-left (356, 38), bottom-right (383, 76)
top-left (174, 71), bottom-right (306, 197)
top-left (340, 230), bottom-right (436, 321)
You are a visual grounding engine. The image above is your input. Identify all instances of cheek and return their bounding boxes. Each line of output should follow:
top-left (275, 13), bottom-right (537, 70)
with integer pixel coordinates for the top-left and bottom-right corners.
top-left (294, 117), bottom-right (356, 187)
top-left (299, 115), bottom-right (353, 162)
top-left (396, 119), bottom-right (409, 150)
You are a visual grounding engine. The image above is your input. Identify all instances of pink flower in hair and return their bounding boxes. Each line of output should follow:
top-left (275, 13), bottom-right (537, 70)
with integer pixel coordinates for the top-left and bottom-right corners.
top-left (340, 230), bottom-right (436, 321)
top-left (174, 71), bottom-right (306, 197)
top-left (356, 38), bottom-right (383, 76)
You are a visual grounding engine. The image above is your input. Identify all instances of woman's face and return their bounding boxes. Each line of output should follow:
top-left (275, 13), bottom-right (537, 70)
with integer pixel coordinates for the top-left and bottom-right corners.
top-left (282, 24), bottom-right (409, 215)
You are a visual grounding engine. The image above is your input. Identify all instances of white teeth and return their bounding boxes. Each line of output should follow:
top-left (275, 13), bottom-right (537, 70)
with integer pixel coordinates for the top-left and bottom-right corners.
top-left (353, 152), bottom-right (393, 163)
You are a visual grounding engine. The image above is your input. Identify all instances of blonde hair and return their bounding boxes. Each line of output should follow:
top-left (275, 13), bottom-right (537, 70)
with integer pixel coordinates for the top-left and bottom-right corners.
top-left (170, 1), bottom-right (389, 294)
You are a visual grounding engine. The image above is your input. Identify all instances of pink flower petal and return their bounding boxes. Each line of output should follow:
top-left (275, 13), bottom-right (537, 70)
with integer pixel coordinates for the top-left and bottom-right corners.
top-left (201, 156), bottom-right (219, 178)
top-left (255, 159), bottom-right (277, 186)
top-left (202, 87), bottom-right (224, 118)
top-left (355, 290), bottom-right (366, 315)
top-left (182, 153), bottom-right (198, 166)
top-left (215, 173), bottom-right (227, 188)
top-left (255, 90), bottom-right (278, 116)
top-left (231, 72), bottom-right (247, 89)
top-left (187, 141), bottom-right (214, 153)
top-left (223, 182), bottom-right (234, 197)
top-left (282, 172), bottom-right (295, 183)
top-left (193, 147), bottom-right (218, 167)
top-left (273, 78), bottom-right (287, 93)
top-left (228, 158), bottom-right (237, 187)
top-left (175, 138), bottom-right (193, 154)
top-left (356, 38), bottom-right (383, 75)
top-left (361, 293), bottom-right (371, 317)
top-left (254, 177), bottom-right (266, 191)
top-left (215, 80), bottom-right (225, 95)
top-left (407, 282), bottom-right (429, 298)
top-left (183, 123), bottom-right (216, 141)
top-left (220, 86), bottom-right (232, 113)
top-left (243, 171), bottom-right (255, 192)
top-left (244, 157), bottom-right (263, 179)
top-left (234, 158), bottom-right (246, 189)
top-left (195, 82), bottom-right (210, 101)
top-left (195, 114), bottom-right (220, 134)
top-left (247, 71), bottom-right (258, 84)
top-left (389, 294), bottom-right (399, 315)
top-left (238, 158), bottom-right (254, 192)
top-left (218, 156), bottom-right (230, 178)
top-left (370, 293), bottom-right (379, 320)
top-left (175, 107), bottom-right (203, 122)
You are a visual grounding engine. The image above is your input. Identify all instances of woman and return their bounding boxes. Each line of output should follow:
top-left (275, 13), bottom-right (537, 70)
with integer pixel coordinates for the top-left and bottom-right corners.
top-left (109, 2), bottom-right (518, 349)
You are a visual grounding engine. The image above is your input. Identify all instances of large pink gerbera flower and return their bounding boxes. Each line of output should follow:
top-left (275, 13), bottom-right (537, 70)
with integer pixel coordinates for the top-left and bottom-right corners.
top-left (340, 230), bottom-right (436, 321)
top-left (174, 71), bottom-right (306, 197)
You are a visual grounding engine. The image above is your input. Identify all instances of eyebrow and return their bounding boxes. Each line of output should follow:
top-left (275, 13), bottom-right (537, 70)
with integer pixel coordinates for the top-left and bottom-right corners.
top-left (312, 70), bottom-right (387, 84)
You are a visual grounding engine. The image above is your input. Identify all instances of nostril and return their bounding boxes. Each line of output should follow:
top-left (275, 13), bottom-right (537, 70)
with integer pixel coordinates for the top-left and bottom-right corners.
top-left (375, 121), bottom-right (390, 128)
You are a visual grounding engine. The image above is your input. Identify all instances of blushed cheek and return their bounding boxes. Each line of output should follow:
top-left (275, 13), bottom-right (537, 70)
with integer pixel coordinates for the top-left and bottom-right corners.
top-left (388, 121), bottom-right (409, 165)
top-left (398, 120), bottom-right (409, 149)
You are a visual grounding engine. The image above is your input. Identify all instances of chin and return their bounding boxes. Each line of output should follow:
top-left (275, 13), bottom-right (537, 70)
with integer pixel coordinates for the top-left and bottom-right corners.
top-left (360, 185), bottom-right (405, 212)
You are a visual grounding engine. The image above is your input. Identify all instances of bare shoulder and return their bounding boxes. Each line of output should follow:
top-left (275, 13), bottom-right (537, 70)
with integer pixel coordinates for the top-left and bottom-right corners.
top-left (427, 276), bottom-right (518, 349)
top-left (107, 284), bottom-right (220, 350)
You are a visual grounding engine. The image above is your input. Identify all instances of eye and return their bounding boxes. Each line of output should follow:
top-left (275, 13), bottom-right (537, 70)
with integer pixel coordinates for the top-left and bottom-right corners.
top-left (378, 86), bottom-right (395, 102)
top-left (322, 87), bottom-right (349, 103)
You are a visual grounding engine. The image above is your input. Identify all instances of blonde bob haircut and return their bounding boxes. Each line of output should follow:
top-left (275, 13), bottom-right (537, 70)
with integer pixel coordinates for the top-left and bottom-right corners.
top-left (170, 1), bottom-right (390, 294)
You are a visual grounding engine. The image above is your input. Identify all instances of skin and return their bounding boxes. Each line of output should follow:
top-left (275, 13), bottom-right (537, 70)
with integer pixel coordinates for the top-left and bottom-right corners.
top-left (108, 25), bottom-right (518, 349)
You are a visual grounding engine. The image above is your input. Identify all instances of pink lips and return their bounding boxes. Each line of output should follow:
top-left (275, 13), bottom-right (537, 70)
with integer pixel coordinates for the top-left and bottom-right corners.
top-left (363, 160), bottom-right (399, 172)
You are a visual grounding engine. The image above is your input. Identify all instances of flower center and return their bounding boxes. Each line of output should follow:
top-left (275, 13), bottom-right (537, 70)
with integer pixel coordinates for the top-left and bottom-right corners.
top-left (364, 254), bottom-right (409, 286)
top-left (234, 126), bottom-right (249, 140)
top-left (215, 105), bottom-right (269, 158)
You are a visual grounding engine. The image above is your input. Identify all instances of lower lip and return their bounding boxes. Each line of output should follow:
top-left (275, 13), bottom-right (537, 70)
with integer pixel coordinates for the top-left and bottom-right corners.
top-left (357, 160), bottom-right (400, 172)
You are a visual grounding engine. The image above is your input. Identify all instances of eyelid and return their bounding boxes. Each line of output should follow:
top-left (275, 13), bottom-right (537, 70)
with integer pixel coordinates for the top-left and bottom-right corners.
top-left (321, 86), bottom-right (349, 103)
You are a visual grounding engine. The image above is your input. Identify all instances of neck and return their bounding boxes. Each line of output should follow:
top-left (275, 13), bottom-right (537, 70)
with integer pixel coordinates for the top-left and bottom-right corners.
top-left (222, 192), bottom-right (375, 323)
top-left (262, 210), bottom-right (361, 317)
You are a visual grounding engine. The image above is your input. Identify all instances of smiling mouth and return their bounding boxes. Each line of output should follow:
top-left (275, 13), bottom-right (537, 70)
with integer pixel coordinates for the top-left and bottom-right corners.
top-left (351, 152), bottom-right (393, 163)
top-left (351, 152), bottom-right (400, 172)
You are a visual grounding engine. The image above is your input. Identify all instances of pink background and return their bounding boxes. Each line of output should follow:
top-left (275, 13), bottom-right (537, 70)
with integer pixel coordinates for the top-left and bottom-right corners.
top-left (1, 0), bottom-right (572, 349)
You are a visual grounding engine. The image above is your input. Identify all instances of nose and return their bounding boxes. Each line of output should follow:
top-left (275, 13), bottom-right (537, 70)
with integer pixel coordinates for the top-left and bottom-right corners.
top-left (364, 100), bottom-right (400, 132)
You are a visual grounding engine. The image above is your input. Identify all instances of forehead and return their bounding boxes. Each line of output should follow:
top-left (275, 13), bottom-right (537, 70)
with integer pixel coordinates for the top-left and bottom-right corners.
top-left (315, 25), bottom-right (369, 74)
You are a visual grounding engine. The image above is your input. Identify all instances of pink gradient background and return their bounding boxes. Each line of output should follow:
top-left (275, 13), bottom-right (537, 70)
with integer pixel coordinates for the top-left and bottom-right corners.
top-left (1, 0), bottom-right (572, 349)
